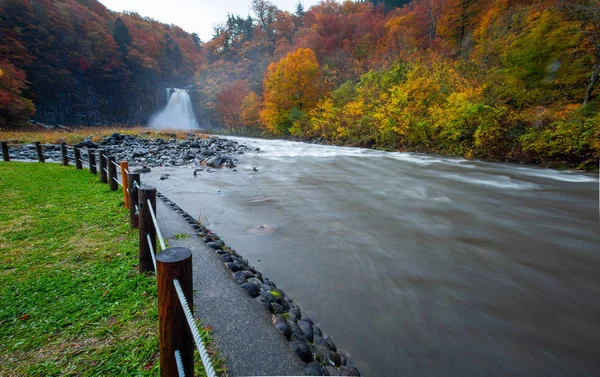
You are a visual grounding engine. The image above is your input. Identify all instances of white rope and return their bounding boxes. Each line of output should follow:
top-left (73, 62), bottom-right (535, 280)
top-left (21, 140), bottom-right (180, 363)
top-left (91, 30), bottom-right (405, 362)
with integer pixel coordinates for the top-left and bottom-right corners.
top-left (103, 168), bottom-right (108, 173)
top-left (146, 234), bottom-right (157, 271)
top-left (112, 177), bottom-right (123, 187)
top-left (147, 199), bottom-right (166, 251)
top-left (111, 160), bottom-right (120, 167)
top-left (175, 349), bottom-right (186, 377)
top-left (173, 279), bottom-right (217, 377)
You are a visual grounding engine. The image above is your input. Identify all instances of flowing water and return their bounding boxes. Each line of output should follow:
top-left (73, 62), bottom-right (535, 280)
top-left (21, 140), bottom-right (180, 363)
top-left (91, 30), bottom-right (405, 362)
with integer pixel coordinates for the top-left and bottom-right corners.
top-left (148, 88), bottom-right (199, 129)
top-left (143, 137), bottom-right (600, 377)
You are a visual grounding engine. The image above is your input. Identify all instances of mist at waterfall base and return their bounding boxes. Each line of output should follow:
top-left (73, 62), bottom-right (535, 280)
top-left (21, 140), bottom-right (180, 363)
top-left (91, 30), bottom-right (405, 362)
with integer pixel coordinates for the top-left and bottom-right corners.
top-left (148, 88), bottom-right (200, 130)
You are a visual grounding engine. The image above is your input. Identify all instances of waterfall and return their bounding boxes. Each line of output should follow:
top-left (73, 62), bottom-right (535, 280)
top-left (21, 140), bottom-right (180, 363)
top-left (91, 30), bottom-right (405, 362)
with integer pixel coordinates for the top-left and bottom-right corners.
top-left (148, 88), bottom-right (199, 129)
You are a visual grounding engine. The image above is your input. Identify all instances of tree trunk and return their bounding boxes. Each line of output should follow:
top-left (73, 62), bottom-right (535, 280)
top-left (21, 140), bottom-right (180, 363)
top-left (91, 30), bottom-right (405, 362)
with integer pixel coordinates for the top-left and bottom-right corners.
top-left (583, 60), bottom-right (599, 106)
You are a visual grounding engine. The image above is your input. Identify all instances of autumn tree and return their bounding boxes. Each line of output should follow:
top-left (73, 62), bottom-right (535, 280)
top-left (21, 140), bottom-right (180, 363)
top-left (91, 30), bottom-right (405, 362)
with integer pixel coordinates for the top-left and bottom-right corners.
top-left (0, 61), bottom-right (35, 128)
top-left (215, 80), bottom-right (251, 129)
top-left (240, 92), bottom-right (264, 129)
top-left (262, 48), bottom-right (322, 134)
top-left (564, 0), bottom-right (600, 105)
top-left (368, 0), bottom-right (411, 10)
top-left (413, 0), bottom-right (445, 42)
top-left (252, 0), bottom-right (278, 41)
top-left (493, 9), bottom-right (587, 108)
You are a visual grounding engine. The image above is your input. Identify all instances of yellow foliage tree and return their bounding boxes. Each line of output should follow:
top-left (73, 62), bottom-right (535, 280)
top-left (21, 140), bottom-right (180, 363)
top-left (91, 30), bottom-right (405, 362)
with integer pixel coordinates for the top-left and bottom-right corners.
top-left (240, 92), bottom-right (263, 130)
top-left (261, 48), bottom-right (322, 134)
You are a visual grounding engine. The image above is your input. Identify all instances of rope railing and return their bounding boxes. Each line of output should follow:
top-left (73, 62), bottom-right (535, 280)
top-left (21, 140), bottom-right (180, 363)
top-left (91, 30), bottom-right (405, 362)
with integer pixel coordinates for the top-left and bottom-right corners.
top-left (174, 279), bottom-right (218, 377)
top-left (147, 198), bottom-right (166, 251)
top-left (90, 150), bottom-right (216, 376)
top-left (147, 234), bottom-right (157, 271)
top-left (138, 188), bottom-right (217, 376)
top-left (1, 142), bottom-right (218, 377)
top-left (175, 349), bottom-right (186, 377)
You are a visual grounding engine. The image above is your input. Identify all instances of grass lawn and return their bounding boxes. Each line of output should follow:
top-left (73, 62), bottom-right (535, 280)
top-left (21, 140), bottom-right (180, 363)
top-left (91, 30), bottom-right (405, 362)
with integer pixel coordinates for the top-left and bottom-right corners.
top-left (0, 162), bottom-right (223, 376)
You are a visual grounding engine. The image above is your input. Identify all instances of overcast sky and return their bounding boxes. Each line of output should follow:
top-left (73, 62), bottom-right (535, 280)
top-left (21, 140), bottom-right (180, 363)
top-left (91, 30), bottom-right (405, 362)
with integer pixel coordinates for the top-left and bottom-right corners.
top-left (98, 0), bottom-right (322, 42)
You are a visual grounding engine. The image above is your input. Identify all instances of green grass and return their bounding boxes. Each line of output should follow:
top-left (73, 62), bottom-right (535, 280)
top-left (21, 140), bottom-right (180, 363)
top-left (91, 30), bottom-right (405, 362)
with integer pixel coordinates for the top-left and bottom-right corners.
top-left (0, 162), bottom-right (224, 376)
top-left (173, 233), bottom-right (190, 240)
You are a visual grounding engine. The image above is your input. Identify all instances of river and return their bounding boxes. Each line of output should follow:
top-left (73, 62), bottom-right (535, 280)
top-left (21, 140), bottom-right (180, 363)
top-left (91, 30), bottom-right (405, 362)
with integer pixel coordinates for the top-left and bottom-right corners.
top-left (143, 137), bottom-right (599, 377)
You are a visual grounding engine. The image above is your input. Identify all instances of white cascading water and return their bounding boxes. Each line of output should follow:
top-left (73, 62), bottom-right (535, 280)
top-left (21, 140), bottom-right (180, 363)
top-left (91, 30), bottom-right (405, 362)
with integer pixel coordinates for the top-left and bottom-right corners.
top-left (148, 88), bottom-right (199, 129)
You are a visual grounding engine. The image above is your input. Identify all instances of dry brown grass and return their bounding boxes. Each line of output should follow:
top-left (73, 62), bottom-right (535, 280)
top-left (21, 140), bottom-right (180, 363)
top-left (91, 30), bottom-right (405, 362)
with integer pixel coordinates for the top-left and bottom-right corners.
top-left (0, 126), bottom-right (209, 145)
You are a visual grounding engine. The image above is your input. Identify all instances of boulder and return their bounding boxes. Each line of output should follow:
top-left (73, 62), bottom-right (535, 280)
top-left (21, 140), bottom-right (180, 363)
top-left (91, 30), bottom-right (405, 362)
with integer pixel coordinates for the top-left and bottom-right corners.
top-left (304, 362), bottom-right (327, 376)
top-left (290, 340), bottom-right (313, 363)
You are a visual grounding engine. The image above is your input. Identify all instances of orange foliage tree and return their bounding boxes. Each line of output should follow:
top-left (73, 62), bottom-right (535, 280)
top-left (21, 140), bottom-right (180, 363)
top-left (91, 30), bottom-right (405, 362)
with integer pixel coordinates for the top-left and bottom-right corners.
top-left (240, 92), bottom-right (264, 130)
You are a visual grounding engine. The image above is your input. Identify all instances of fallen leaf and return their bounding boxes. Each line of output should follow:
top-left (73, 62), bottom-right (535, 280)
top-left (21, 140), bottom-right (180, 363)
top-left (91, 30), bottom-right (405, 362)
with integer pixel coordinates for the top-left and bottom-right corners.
top-left (102, 289), bottom-right (109, 297)
top-left (19, 314), bottom-right (30, 321)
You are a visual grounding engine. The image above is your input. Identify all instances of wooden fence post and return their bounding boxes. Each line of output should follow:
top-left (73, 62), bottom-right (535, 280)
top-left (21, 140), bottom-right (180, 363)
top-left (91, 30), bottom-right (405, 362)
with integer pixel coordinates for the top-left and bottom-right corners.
top-left (60, 142), bottom-right (68, 166)
top-left (1, 141), bottom-right (9, 162)
top-left (120, 161), bottom-right (130, 208)
top-left (128, 172), bottom-right (140, 228)
top-left (156, 247), bottom-right (194, 377)
top-left (98, 149), bottom-right (107, 183)
top-left (88, 150), bottom-right (97, 175)
top-left (108, 156), bottom-right (118, 191)
top-left (34, 141), bottom-right (45, 163)
top-left (74, 147), bottom-right (82, 170)
top-left (138, 186), bottom-right (156, 273)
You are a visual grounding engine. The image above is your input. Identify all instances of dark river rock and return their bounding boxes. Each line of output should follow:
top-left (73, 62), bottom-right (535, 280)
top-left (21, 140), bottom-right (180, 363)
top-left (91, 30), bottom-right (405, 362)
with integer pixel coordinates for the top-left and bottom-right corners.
top-left (142, 137), bottom-right (600, 377)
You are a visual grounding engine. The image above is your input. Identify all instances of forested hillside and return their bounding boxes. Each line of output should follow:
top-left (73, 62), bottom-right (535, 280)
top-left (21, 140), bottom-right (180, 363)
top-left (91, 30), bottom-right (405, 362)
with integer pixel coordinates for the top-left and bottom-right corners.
top-left (0, 0), bottom-right (203, 126)
top-left (1, 0), bottom-right (599, 168)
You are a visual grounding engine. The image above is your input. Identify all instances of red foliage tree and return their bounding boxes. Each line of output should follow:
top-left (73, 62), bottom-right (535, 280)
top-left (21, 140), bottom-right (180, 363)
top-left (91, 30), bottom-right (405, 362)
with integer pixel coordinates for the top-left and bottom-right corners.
top-left (215, 80), bottom-right (251, 128)
top-left (0, 60), bottom-right (35, 128)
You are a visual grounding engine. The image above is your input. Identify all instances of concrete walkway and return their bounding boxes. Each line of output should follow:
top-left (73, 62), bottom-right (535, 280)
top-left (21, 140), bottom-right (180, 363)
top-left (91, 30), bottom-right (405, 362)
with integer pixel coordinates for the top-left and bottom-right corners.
top-left (155, 199), bottom-right (306, 376)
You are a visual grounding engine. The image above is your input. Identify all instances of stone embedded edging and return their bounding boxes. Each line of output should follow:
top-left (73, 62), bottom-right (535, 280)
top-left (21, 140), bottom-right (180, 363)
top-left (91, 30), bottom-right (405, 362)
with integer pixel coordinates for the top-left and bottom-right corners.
top-left (155, 191), bottom-right (361, 377)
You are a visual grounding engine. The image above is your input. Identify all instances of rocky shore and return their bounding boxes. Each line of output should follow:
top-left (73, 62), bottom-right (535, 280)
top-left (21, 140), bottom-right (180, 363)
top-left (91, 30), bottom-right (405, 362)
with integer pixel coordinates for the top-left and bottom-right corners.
top-left (5, 134), bottom-right (361, 376)
top-left (5, 133), bottom-right (254, 169)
